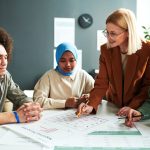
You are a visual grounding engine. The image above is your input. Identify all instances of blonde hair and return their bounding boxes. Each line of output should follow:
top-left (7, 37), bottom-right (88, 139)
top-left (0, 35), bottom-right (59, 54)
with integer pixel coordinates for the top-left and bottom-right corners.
top-left (106, 8), bottom-right (143, 55)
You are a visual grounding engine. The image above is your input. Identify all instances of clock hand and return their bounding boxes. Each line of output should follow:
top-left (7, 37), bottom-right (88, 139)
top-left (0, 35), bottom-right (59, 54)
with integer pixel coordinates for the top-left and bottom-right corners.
top-left (82, 16), bottom-right (91, 24)
top-left (86, 18), bottom-right (91, 24)
top-left (82, 16), bottom-right (87, 22)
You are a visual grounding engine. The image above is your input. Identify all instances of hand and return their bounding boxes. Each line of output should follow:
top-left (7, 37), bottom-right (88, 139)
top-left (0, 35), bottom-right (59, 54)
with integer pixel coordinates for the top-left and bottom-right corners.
top-left (76, 102), bottom-right (93, 117)
top-left (125, 109), bottom-right (142, 127)
top-left (117, 106), bottom-right (131, 116)
top-left (77, 94), bottom-right (89, 106)
top-left (80, 94), bottom-right (89, 100)
top-left (65, 95), bottom-right (90, 108)
top-left (17, 102), bottom-right (42, 123)
top-left (65, 97), bottom-right (78, 108)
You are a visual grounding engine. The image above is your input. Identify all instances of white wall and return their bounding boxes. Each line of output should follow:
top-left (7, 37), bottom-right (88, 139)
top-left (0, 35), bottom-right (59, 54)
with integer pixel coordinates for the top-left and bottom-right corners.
top-left (137, 0), bottom-right (150, 27)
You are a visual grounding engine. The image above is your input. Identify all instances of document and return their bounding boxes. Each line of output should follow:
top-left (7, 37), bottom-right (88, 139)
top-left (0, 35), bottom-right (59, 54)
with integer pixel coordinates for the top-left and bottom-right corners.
top-left (0, 126), bottom-right (8, 138)
top-left (48, 135), bottom-right (150, 150)
top-left (3, 109), bottom-right (140, 147)
top-left (2, 100), bottom-right (150, 149)
top-left (0, 128), bottom-right (46, 150)
top-left (53, 137), bottom-right (150, 150)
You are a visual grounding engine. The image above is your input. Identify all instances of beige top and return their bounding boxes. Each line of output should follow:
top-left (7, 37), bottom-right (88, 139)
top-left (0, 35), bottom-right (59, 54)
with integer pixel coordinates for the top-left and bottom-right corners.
top-left (33, 69), bottom-right (94, 109)
top-left (121, 53), bottom-right (128, 75)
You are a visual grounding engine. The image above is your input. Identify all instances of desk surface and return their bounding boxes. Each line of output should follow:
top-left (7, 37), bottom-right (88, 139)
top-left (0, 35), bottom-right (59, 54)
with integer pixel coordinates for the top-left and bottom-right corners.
top-left (0, 100), bottom-right (150, 150)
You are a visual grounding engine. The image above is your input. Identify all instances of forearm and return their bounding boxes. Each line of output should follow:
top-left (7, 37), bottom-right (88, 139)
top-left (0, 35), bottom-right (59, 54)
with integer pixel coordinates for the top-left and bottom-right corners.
top-left (88, 88), bottom-right (104, 113)
top-left (8, 92), bottom-right (32, 110)
top-left (138, 99), bottom-right (150, 120)
top-left (0, 112), bottom-right (16, 125)
top-left (128, 91), bottom-right (148, 109)
top-left (34, 96), bottom-right (66, 109)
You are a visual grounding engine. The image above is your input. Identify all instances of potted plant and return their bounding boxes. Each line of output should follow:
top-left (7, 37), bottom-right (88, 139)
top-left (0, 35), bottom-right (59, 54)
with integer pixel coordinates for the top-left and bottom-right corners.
top-left (142, 26), bottom-right (150, 41)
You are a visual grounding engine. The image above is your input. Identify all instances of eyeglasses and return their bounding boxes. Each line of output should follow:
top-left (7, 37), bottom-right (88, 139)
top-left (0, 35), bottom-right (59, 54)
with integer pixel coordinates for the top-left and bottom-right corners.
top-left (103, 30), bottom-right (125, 39)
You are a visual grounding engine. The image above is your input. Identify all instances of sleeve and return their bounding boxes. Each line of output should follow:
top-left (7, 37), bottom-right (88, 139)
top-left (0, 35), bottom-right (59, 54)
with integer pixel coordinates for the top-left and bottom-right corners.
top-left (88, 47), bottom-right (109, 113)
top-left (128, 57), bottom-right (150, 109)
top-left (138, 99), bottom-right (150, 120)
top-left (6, 74), bottom-right (31, 110)
top-left (33, 72), bottom-right (66, 109)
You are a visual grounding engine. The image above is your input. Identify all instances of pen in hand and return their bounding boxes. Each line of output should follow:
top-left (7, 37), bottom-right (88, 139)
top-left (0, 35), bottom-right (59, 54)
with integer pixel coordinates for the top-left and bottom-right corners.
top-left (76, 100), bottom-right (89, 118)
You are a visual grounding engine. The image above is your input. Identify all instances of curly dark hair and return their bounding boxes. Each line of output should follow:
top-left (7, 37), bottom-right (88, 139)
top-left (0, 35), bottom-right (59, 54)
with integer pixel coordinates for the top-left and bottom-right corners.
top-left (0, 27), bottom-right (13, 62)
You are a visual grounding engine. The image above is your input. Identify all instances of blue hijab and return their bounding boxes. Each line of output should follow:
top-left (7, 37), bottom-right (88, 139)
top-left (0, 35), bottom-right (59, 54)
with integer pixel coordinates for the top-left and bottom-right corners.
top-left (55, 42), bottom-right (78, 76)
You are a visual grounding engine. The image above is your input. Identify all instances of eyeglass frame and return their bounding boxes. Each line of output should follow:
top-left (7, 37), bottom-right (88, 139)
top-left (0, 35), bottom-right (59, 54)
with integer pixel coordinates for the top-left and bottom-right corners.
top-left (103, 29), bottom-right (126, 39)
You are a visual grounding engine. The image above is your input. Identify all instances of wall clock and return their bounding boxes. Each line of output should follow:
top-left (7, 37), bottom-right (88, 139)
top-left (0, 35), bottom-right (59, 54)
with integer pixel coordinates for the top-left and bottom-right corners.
top-left (78, 14), bottom-right (93, 28)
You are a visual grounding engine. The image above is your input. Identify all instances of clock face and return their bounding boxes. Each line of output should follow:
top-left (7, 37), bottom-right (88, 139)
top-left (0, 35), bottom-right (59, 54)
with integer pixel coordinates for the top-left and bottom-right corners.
top-left (78, 14), bottom-right (93, 28)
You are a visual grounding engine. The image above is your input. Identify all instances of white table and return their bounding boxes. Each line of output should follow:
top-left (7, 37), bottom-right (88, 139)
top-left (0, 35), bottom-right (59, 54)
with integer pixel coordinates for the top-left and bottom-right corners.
top-left (0, 100), bottom-right (150, 150)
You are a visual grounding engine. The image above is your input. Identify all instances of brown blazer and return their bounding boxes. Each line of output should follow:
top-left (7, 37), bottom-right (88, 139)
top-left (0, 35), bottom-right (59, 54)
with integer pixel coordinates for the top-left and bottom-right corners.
top-left (88, 42), bottom-right (150, 112)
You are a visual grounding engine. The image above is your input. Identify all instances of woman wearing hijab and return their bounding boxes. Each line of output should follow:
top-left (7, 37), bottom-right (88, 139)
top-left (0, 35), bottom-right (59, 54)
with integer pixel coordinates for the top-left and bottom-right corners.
top-left (33, 42), bottom-right (94, 109)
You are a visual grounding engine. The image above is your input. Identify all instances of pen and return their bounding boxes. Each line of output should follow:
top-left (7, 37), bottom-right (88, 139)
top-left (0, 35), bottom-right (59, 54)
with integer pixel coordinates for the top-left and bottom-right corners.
top-left (76, 100), bottom-right (89, 118)
top-left (118, 115), bottom-right (143, 119)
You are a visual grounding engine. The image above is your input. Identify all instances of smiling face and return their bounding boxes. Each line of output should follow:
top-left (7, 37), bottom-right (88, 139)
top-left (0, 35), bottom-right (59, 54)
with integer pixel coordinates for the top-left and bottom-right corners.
top-left (0, 44), bottom-right (8, 76)
top-left (58, 51), bottom-right (77, 73)
top-left (106, 23), bottom-right (128, 48)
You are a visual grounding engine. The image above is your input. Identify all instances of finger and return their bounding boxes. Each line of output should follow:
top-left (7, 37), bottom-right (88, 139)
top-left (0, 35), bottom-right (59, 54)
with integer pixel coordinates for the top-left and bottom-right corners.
top-left (117, 108), bottom-right (123, 116)
top-left (21, 102), bottom-right (33, 112)
top-left (117, 109), bottom-right (124, 116)
top-left (24, 103), bottom-right (41, 112)
top-left (25, 111), bottom-right (41, 120)
top-left (125, 120), bottom-right (133, 127)
top-left (30, 105), bottom-right (42, 112)
top-left (17, 105), bottom-right (26, 111)
top-left (121, 111), bottom-right (128, 116)
top-left (23, 102), bottom-right (33, 107)
top-left (76, 103), bottom-right (86, 117)
top-left (17, 102), bottom-right (34, 111)
top-left (132, 116), bottom-right (141, 122)
top-left (128, 110), bottom-right (133, 121)
top-left (118, 107), bottom-right (129, 116)
top-left (26, 115), bottom-right (40, 122)
top-left (120, 107), bottom-right (128, 113)
top-left (79, 103), bottom-right (85, 112)
top-left (25, 110), bottom-right (42, 117)
top-left (81, 105), bottom-right (90, 114)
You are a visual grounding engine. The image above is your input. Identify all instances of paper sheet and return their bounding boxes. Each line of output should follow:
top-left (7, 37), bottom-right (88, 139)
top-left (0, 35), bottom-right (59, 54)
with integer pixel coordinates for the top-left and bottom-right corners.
top-left (2, 100), bottom-right (150, 149)
top-left (52, 136), bottom-right (150, 149)
top-left (3, 109), bottom-right (139, 147)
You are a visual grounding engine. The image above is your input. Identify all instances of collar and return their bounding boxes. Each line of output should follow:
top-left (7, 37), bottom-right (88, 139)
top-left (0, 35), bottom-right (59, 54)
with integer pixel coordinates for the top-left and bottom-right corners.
top-left (55, 65), bottom-right (79, 77)
top-left (56, 67), bottom-right (79, 81)
top-left (0, 75), bottom-right (4, 80)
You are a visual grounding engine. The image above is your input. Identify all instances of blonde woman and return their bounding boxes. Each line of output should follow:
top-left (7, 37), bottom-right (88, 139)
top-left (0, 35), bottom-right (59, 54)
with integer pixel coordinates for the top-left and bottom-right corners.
top-left (77, 8), bottom-right (150, 117)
